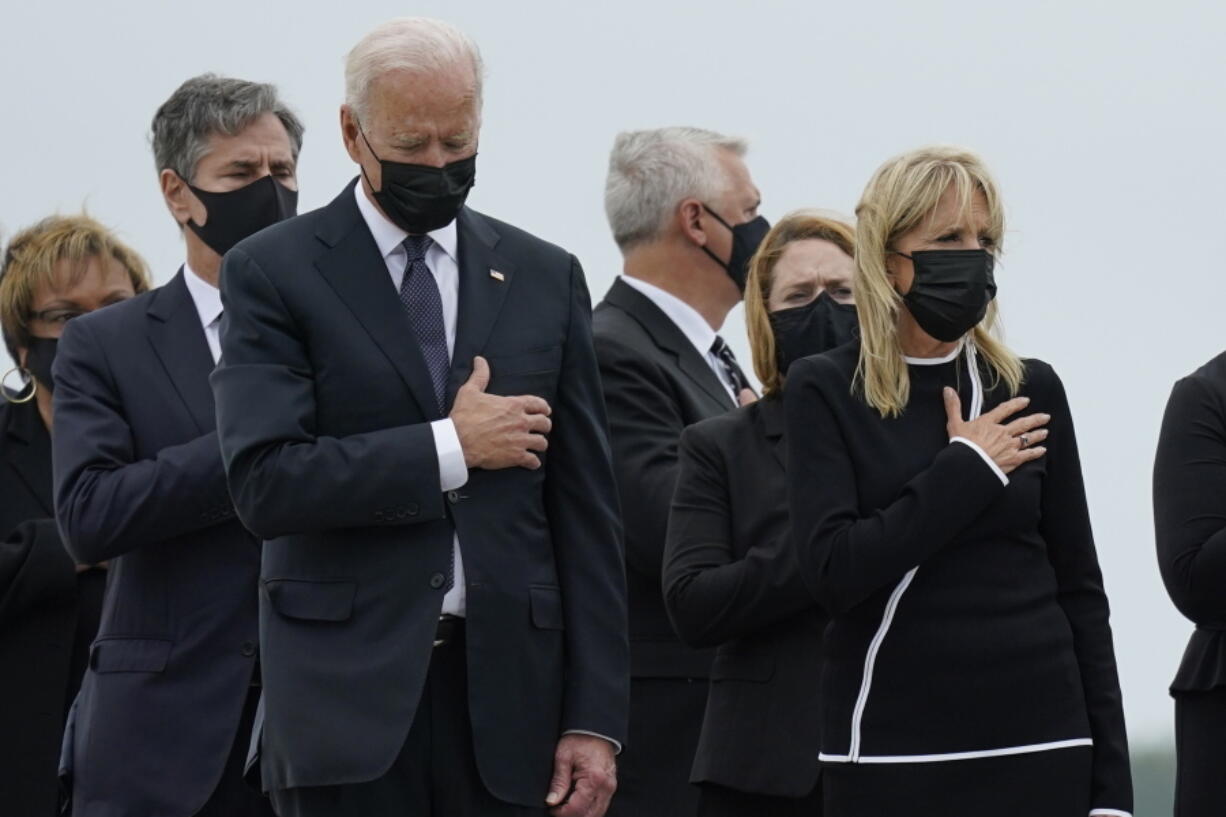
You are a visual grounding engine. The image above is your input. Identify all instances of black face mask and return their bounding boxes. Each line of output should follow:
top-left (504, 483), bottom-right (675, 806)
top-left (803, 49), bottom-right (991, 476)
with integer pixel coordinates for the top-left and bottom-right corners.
top-left (187, 174), bottom-right (298, 257)
top-left (24, 336), bottom-right (58, 393)
top-left (770, 292), bottom-right (859, 376)
top-left (896, 249), bottom-right (996, 342)
top-left (360, 129), bottom-right (477, 235)
top-left (701, 205), bottom-right (770, 292)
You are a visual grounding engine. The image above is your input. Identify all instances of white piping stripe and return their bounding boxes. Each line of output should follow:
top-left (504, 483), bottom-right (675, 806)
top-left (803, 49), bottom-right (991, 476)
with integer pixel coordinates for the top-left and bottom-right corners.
top-left (903, 340), bottom-right (964, 366)
top-left (820, 737), bottom-right (1094, 764)
top-left (950, 437), bottom-right (1010, 486)
top-left (1088, 810), bottom-right (1133, 817)
top-left (848, 567), bottom-right (917, 761)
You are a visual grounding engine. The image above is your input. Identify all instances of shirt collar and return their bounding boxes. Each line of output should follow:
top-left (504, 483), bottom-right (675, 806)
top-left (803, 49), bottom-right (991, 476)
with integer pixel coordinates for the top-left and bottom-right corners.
top-left (619, 274), bottom-right (717, 359)
top-left (182, 262), bottom-right (223, 329)
top-left (353, 181), bottom-right (458, 264)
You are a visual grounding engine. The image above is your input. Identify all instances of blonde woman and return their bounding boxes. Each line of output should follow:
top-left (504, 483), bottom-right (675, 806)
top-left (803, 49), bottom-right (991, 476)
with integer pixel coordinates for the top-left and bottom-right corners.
top-left (663, 211), bottom-right (857, 816)
top-left (783, 147), bottom-right (1132, 817)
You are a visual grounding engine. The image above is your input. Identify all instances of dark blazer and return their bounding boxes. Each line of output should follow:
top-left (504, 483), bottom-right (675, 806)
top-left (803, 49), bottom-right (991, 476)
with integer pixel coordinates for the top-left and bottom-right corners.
top-left (52, 271), bottom-right (260, 817)
top-left (593, 278), bottom-right (734, 678)
top-left (0, 397), bottom-right (103, 817)
top-left (1155, 351), bottom-right (1226, 693)
top-left (664, 396), bottom-right (825, 797)
top-left (209, 181), bottom-right (627, 807)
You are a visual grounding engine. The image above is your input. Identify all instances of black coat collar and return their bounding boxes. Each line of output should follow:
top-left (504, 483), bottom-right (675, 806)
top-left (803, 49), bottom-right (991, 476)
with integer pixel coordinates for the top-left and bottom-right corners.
top-left (1, 397), bottom-right (53, 514)
top-left (603, 278), bottom-right (734, 410)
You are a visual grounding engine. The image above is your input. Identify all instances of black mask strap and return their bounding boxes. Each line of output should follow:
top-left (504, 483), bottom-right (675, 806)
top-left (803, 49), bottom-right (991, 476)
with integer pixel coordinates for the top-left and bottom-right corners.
top-left (699, 204), bottom-right (733, 270)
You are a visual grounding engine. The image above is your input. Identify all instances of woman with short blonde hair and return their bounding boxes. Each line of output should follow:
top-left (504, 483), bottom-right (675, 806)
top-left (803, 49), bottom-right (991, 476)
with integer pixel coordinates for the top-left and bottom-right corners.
top-left (664, 209), bottom-right (857, 816)
top-left (0, 213), bottom-right (147, 816)
top-left (784, 146), bottom-right (1132, 817)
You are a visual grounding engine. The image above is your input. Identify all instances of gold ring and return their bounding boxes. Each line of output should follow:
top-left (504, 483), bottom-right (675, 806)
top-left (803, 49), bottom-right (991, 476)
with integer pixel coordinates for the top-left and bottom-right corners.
top-left (1, 367), bottom-right (37, 404)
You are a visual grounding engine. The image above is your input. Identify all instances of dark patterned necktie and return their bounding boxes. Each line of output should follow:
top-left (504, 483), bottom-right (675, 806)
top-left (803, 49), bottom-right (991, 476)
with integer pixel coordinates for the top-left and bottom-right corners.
top-left (710, 335), bottom-right (754, 401)
top-left (399, 235), bottom-right (454, 592)
top-left (399, 235), bottom-right (450, 414)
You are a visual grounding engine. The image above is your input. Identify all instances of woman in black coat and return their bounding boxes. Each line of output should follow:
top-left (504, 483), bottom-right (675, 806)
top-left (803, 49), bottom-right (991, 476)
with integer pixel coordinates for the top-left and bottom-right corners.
top-left (1154, 350), bottom-right (1226, 817)
top-left (784, 146), bottom-right (1132, 817)
top-left (663, 211), bottom-right (857, 817)
top-left (0, 215), bottom-right (148, 815)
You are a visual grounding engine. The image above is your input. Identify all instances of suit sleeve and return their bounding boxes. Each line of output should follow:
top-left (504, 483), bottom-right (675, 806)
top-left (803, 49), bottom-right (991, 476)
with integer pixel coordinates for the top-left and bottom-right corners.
top-left (594, 334), bottom-right (685, 582)
top-left (784, 356), bottom-right (1008, 615)
top-left (52, 318), bottom-right (235, 564)
top-left (1154, 373), bottom-right (1226, 624)
top-left (211, 247), bottom-right (448, 539)
top-left (663, 422), bottom-right (814, 647)
top-left (544, 256), bottom-right (629, 747)
top-left (1035, 365), bottom-right (1132, 815)
top-left (0, 518), bottom-right (76, 624)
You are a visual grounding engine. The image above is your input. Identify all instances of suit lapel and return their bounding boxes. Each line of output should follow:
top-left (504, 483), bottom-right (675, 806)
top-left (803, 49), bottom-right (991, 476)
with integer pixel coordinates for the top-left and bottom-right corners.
top-left (146, 271), bottom-right (217, 434)
top-left (445, 209), bottom-right (515, 406)
top-left (3, 401), bottom-right (53, 515)
top-left (314, 182), bottom-right (442, 420)
top-left (605, 279), bottom-right (734, 411)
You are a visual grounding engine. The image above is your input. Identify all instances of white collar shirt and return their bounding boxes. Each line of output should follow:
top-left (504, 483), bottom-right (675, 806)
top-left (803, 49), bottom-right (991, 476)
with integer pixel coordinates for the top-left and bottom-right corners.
top-left (182, 262), bottom-right (224, 365)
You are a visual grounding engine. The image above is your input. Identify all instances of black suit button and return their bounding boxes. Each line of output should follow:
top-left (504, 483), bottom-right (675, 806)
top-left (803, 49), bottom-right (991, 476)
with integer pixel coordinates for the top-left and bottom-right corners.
top-left (429, 573), bottom-right (446, 589)
top-left (446, 491), bottom-right (459, 504)
top-left (240, 641), bottom-right (256, 657)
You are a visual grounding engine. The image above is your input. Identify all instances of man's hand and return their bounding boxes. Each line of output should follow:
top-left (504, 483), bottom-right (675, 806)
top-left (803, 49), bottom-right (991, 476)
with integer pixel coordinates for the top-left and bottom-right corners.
top-left (545, 734), bottom-right (617, 817)
top-left (450, 356), bottom-right (552, 470)
top-left (737, 387), bottom-right (757, 407)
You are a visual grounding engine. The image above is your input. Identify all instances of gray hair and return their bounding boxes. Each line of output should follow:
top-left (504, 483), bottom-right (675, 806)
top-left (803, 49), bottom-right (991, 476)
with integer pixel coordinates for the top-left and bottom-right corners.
top-left (151, 74), bottom-right (304, 183)
top-left (345, 17), bottom-right (484, 125)
top-left (604, 127), bottom-right (748, 252)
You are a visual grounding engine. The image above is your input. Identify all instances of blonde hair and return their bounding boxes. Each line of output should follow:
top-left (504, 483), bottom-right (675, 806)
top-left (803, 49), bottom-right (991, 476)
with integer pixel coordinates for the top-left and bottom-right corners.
top-left (853, 145), bottom-right (1023, 418)
top-left (0, 214), bottom-right (151, 361)
top-left (744, 210), bottom-right (855, 397)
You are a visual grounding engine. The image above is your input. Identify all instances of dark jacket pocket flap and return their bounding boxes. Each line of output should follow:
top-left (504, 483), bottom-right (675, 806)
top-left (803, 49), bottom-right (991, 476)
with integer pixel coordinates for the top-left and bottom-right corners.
top-left (486, 345), bottom-right (563, 376)
top-left (90, 638), bottom-right (173, 673)
top-left (264, 579), bottom-right (357, 622)
top-left (529, 584), bottom-right (565, 630)
top-left (711, 650), bottom-right (775, 682)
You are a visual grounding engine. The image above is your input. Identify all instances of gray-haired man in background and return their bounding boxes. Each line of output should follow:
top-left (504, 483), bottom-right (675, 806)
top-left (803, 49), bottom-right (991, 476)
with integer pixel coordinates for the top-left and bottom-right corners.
top-left (54, 74), bottom-right (302, 817)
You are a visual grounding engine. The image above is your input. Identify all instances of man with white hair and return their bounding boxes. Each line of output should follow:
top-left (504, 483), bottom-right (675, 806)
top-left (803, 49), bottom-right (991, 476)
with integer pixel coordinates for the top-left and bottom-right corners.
top-left (592, 127), bottom-right (767, 817)
top-left (211, 17), bottom-right (627, 817)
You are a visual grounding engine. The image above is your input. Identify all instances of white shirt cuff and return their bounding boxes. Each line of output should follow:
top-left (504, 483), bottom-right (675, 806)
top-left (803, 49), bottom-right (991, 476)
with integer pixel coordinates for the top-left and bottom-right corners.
top-left (563, 729), bottom-right (623, 755)
top-left (431, 419), bottom-right (469, 492)
top-left (950, 437), bottom-right (1009, 487)
top-left (1089, 810), bottom-right (1132, 817)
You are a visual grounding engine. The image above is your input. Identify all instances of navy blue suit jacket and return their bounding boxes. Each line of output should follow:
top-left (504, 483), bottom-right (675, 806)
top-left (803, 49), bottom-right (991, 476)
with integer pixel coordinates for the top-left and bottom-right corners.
top-left (210, 181), bottom-right (628, 806)
top-left (52, 271), bottom-right (260, 817)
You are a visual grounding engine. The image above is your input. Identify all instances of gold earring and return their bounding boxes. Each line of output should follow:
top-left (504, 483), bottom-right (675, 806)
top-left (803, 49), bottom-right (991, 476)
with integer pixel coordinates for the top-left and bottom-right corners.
top-left (1, 366), bottom-right (37, 404)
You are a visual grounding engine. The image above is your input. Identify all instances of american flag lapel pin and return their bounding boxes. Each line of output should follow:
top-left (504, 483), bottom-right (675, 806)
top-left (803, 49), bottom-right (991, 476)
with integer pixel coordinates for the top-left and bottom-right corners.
top-left (489, 269), bottom-right (505, 282)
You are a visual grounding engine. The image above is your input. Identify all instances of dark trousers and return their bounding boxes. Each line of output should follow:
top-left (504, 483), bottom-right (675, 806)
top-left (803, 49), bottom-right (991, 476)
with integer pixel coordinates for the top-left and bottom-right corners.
top-left (269, 626), bottom-right (544, 817)
top-left (697, 781), bottom-right (822, 817)
top-left (197, 685), bottom-right (274, 817)
top-left (1175, 690), bottom-right (1226, 817)
top-left (606, 677), bottom-right (705, 817)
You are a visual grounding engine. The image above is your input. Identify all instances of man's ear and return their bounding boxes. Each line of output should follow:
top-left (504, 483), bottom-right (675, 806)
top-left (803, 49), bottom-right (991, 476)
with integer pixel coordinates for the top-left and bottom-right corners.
top-left (677, 199), bottom-right (707, 247)
top-left (340, 105), bottom-right (363, 165)
top-left (160, 169), bottom-right (193, 227)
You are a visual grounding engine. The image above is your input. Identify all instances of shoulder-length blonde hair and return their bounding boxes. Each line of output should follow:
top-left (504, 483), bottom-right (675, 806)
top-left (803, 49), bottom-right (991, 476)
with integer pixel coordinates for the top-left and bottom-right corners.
top-left (1, 214), bottom-right (151, 362)
top-left (745, 210), bottom-right (855, 397)
top-left (853, 145), bottom-right (1023, 418)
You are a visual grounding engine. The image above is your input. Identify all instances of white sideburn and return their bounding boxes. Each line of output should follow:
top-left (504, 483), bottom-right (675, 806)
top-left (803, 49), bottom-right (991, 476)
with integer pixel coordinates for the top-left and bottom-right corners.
top-left (844, 341), bottom-right (984, 763)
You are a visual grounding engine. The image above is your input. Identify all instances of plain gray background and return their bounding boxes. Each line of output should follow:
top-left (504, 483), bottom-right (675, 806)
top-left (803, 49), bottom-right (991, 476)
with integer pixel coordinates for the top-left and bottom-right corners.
top-left (2, 0), bottom-right (1223, 755)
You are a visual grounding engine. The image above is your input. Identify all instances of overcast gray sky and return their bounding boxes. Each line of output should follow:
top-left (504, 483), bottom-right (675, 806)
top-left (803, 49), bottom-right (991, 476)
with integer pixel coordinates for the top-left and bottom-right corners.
top-left (2, 0), bottom-right (1223, 745)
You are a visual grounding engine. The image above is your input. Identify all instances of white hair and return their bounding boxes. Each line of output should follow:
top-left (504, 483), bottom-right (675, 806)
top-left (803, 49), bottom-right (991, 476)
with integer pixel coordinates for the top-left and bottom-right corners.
top-left (345, 17), bottom-right (484, 123)
top-left (604, 127), bottom-right (749, 252)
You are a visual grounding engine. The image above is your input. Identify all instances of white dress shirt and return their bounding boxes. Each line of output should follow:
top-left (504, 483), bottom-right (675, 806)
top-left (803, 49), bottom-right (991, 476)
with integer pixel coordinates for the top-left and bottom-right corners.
top-left (183, 263), bottom-right (224, 365)
top-left (355, 184), bottom-right (469, 617)
top-left (618, 274), bottom-right (738, 402)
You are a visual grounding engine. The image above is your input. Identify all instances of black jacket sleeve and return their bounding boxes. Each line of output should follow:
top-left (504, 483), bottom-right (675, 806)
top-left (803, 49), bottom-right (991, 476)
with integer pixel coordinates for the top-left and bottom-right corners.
top-left (543, 257), bottom-right (629, 746)
top-left (784, 355), bottom-right (1007, 615)
top-left (594, 336), bottom-right (686, 581)
top-left (52, 318), bottom-right (234, 565)
top-left (1154, 372), bottom-right (1226, 625)
top-left (1034, 364), bottom-right (1132, 814)
top-left (211, 247), bottom-right (448, 539)
top-left (0, 518), bottom-right (76, 624)
top-left (663, 421), bottom-right (814, 647)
